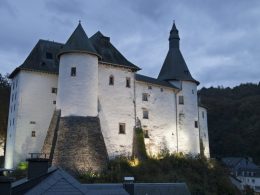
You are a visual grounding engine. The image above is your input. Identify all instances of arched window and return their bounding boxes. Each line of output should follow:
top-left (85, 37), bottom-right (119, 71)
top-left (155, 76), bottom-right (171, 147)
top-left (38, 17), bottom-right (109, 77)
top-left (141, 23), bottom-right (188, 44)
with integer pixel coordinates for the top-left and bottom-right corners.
top-left (109, 75), bottom-right (114, 85)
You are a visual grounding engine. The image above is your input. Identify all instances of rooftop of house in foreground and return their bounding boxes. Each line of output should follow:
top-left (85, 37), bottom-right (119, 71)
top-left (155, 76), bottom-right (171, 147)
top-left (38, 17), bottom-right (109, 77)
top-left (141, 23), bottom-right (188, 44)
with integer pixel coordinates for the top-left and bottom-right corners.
top-left (5, 166), bottom-right (191, 195)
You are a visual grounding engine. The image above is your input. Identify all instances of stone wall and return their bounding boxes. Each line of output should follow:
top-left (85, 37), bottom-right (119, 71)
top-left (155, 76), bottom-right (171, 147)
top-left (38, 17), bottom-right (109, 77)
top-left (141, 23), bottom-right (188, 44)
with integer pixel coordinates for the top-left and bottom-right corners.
top-left (41, 109), bottom-right (61, 162)
top-left (51, 116), bottom-right (108, 174)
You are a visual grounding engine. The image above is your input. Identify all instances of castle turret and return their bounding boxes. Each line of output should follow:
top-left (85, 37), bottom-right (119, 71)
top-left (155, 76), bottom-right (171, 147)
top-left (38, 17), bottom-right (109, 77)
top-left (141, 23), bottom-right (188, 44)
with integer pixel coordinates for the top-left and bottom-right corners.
top-left (57, 22), bottom-right (100, 117)
top-left (158, 22), bottom-right (200, 155)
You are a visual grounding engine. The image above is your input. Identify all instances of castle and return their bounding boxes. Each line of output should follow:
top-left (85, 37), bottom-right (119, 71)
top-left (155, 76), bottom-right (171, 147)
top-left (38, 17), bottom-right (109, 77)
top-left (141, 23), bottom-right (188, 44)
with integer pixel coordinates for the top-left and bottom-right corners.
top-left (5, 22), bottom-right (210, 171)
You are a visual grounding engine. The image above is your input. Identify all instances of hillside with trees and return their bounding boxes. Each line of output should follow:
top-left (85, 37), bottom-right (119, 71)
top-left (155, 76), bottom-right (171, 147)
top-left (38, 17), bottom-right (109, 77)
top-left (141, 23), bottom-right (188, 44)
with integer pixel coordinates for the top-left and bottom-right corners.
top-left (0, 73), bottom-right (10, 159)
top-left (199, 83), bottom-right (260, 163)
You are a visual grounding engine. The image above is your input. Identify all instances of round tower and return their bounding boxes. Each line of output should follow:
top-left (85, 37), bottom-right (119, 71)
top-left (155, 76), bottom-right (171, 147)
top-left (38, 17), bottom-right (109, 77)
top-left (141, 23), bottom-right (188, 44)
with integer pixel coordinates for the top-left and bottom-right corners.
top-left (158, 22), bottom-right (200, 155)
top-left (57, 23), bottom-right (100, 117)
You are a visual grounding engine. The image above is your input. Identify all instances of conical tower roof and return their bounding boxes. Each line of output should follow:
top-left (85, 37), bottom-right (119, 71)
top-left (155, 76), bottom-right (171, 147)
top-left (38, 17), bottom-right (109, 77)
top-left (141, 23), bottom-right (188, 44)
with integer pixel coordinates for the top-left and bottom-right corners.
top-left (158, 22), bottom-right (199, 85)
top-left (58, 22), bottom-right (100, 58)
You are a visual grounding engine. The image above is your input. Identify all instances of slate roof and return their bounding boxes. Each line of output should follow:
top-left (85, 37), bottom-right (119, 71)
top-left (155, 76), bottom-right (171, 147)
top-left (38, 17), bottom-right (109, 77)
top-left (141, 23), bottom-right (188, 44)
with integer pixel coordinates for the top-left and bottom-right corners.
top-left (222, 157), bottom-right (260, 177)
top-left (158, 23), bottom-right (199, 85)
top-left (134, 183), bottom-right (190, 195)
top-left (135, 74), bottom-right (179, 89)
top-left (26, 168), bottom-right (128, 195)
top-left (58, 23), bottom-right (100, 58)
top-left (9, 40), bottom-right (63, 78)
top-left (9, 27), bottom-right (139, 78)
top-left (90, 31), bottom-right (140, 71)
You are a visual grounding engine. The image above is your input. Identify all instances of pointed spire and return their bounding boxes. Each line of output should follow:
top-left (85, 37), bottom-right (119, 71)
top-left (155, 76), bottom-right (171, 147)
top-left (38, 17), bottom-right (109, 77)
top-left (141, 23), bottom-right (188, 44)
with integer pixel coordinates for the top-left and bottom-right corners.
top-left (58, 22), bottom-right (100, 58)
top-left (157, 22), bottom-right (199, 85)
top-left (169, 21), bottom-right (180, 49)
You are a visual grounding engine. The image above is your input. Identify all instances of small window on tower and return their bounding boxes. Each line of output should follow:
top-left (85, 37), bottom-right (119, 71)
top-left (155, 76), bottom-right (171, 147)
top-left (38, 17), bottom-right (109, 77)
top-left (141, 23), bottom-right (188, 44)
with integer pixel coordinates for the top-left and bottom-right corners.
top-left (52, 88), bottom-right (57, 94)
top-left (160, 88), bottom-right (164, 92)
top-left (31, 131), bottom-right (36, 137)
top-left (142, 93), bottom-right (148, 101)
top-left (109, 75), bottom-right (114, 85)
top-left (195, 121), bottom-right (198, 128)
top-left (143, 109), bottom-right (149, 119)
top-left (46, 52), bottom-right (53, 59)
top-left (71, 67), bottom-right (76, 77)
top-left (126, 77), bottom-right (131, 88)
top-left (179, 96), bottom-right (184, 104)
top-left (119, 123), bottom-right (126, 134)
top-left (30, 121), bottom-right (36, 124)
top-left (202, 111), bottom-right (205, 119)
top-left (53, 101), bottom-right (56, 105)
top-left (148, 86), bottom-right (152, 90)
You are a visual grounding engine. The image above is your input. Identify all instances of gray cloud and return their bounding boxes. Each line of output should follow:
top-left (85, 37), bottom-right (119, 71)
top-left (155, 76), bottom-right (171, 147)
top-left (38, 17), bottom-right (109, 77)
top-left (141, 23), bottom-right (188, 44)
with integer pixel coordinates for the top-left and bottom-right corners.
top-left (0, 0), bottom-right (259, 87)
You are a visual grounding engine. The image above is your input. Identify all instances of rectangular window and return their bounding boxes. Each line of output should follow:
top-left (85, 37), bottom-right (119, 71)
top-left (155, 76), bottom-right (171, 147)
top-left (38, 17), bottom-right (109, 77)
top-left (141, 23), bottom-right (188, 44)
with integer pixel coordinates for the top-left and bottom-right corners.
top-left (12, 94), bottom-right (14, 102)
top-left (195, 121), bottom-right (198, 128)
top-left (109, 75), bottom-right (114, 85)
top-left (160, 88), bottom-right (163, 92)
top-left (202, 111), bottom-right (205, 119)
top-left (30, 121), bottom-right (36, 124)
top-left (119, 123), bottom-right (126, 134)
top-left (71, 67), bottom-right (76, 77)
top-left (13, 104), bottom-right (15, 111)
top-left (142, 93), bottom-right (148, 101)
top-left (179, 96), bottom-right (184, 104)
top-left (126, 77), bottom-right (131, 88)
top-left (13, 118), bottom-right (15, 125)
top-left (46, 52), bottom-right (53, 59)
top-left (148, 86), bottom-right (152, 90)
top-left (53, 101), bottom-right (56, 104)
top-left (52, 88), bottom-right (57, 94)
top-left (143, 109), bottom-right (149, 119)
top-left (31, 131), bottom-right (36, 137)
top-left (144, 130), bottom-right (149, 138)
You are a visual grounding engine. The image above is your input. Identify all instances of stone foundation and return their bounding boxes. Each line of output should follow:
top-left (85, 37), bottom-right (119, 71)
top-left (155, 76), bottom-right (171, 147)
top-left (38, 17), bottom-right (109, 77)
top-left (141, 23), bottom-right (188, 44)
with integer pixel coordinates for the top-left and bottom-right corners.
top-left (42, 115), bottom-right (108, 174)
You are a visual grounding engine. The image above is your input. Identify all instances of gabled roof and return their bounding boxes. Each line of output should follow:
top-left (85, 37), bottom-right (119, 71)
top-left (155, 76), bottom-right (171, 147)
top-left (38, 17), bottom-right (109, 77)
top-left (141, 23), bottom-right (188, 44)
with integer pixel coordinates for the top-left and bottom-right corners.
top-left (135, 74), bottom-right (179, 89)
top-left (59, 23), bottom-right (100, 58)
top-left (90, 31), bottom-right (140, 71)
top-left (9, 40), bottom-right (62, 78)
top-left (158, 23), bottom-right (199, 85)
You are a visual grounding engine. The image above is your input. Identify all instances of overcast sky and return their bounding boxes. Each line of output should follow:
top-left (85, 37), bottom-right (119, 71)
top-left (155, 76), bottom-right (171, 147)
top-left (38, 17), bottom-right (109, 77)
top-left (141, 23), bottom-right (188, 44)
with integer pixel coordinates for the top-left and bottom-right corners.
top-left (0, 0), bottom-right (260, 87)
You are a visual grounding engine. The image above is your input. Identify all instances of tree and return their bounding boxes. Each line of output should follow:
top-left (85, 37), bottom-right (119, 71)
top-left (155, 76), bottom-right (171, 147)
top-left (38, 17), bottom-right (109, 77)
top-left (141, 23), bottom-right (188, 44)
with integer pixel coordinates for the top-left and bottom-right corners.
top-left (0, 73), bottom-right (10, 156)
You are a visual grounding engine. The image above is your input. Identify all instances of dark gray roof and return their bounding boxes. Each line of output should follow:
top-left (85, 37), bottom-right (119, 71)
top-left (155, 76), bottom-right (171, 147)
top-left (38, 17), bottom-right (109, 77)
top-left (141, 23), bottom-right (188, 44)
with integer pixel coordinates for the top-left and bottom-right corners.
top-left (9, 40), bottom-right (63, 78)
top-left (134, 183), bottom-right (190, 195)
top-left (26, 168), bottom-right (128, 195)
top-left (158, 23), bottom-right (199, 85)
top-left (135, 74), bottom-right (179, 89)
top-left (90, 31), bottom-right (140, 71)
top-left (59, 23), bottom-right (99, 58)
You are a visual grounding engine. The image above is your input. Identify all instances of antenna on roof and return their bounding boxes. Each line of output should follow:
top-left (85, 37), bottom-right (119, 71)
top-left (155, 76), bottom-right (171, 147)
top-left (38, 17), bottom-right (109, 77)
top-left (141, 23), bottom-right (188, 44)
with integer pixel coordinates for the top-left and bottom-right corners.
top-left (173, 20), bottom-right (175, 24)
top-left (79, 20), bottom-right (81, 24)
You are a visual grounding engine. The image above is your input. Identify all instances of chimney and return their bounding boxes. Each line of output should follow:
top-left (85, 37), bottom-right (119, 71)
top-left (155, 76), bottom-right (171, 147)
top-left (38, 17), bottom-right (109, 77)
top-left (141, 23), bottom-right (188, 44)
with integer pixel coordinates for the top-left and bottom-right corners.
top-left (27, 153), bottom-right (49, 180)
top-left (0, 169), bottom-right (15, 195)
top-left (123, 176), bottom-right (134, 195)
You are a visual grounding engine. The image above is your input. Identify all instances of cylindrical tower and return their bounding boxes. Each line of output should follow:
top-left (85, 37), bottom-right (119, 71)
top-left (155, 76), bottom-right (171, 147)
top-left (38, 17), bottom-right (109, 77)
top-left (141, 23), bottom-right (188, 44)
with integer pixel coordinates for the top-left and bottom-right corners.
top-left (56, 23), bottom-right (100, 117)
top-left (158, 22), bottom-right (200, 155)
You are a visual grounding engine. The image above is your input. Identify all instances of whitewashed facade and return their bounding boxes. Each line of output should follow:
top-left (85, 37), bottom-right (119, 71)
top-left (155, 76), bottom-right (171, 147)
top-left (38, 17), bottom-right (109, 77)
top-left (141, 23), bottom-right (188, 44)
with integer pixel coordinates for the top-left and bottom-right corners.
top-left (5, 22), bottom-right (210, 168)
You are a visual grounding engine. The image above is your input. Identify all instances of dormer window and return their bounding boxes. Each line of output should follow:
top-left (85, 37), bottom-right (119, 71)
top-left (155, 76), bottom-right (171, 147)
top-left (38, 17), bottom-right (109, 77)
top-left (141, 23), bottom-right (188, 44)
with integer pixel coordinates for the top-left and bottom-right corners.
top-left (71, 67), bottom-right (76, 77)
top-left (109, 75), bottom-right (114, 85)
top-left (46, 52), bottom-right (53, 59)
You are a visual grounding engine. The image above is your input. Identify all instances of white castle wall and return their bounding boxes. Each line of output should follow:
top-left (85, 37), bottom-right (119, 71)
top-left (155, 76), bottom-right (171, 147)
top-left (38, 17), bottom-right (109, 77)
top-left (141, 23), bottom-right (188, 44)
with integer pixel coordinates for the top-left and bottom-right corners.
top-left (198, 106), bottom-right (210, 157)
top-left (135, 81), bottom-right (177, 156)
top-left (57, 53), bottom-right (98, 117)
top-left (173, 81), bottom-right (200, 155)
top-left (98, 64), bottom-right (135, 158)
top-left (5, 71), bottom-right (57, 168)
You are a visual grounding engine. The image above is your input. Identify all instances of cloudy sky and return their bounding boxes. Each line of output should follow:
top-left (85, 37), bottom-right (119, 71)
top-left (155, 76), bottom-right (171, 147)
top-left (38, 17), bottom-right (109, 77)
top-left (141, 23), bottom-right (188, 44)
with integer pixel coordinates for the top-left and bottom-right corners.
top-left (0, 0), bottom-right (260, 87)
